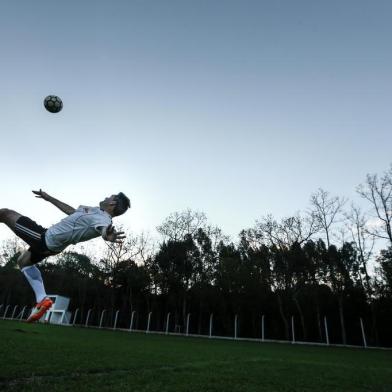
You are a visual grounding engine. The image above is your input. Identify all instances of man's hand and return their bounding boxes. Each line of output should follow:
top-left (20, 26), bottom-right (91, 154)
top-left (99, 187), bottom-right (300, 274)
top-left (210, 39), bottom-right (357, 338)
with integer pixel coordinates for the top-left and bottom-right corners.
top-left (32, 189), bottom-right (50, 201)
top-left (104, 224), bottom-right (126, 244)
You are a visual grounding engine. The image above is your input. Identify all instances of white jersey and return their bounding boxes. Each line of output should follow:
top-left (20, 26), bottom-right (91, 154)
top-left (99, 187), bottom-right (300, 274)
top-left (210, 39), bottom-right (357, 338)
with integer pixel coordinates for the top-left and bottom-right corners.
top-left (45, 205), bottom-right (112, 252)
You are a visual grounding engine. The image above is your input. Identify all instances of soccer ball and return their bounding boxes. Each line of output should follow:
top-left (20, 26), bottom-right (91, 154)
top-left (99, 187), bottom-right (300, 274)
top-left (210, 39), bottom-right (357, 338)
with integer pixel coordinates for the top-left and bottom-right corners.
top-left (44, 95), bottom-right (63, 113)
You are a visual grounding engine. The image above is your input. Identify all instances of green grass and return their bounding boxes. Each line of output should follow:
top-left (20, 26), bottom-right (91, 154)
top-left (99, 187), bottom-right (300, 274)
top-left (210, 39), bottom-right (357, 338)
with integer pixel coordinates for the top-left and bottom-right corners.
top-left (0, 320), bottom-right (391, 391)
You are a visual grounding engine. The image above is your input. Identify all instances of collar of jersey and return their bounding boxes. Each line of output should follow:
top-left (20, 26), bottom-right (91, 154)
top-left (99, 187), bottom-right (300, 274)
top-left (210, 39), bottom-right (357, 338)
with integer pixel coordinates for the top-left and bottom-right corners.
top-left (99, 208), bottom-right (112, 219)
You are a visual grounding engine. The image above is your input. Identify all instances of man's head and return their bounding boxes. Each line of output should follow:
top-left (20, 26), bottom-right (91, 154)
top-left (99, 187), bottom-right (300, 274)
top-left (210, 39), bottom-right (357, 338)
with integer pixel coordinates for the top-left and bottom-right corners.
top-left (100, 192), bottom-right (131, 217)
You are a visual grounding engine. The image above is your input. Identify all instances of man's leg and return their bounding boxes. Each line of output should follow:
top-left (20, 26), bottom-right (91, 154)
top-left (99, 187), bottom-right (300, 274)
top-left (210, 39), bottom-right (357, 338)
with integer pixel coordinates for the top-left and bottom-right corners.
top-left (19, 252), bottom-right (48, 303)
top-left (0, 209), bottom-right (33, 268)
top-left (0, 209), bottom-right (52, 320)
top-left (19, 251), bottom-right (53, 322)
top-left (0, 208), bottom-right (22, 231)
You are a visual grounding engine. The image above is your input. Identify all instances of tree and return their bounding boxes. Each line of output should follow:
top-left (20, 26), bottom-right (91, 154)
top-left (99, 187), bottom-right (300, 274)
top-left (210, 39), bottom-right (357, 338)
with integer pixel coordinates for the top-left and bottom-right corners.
top-left (325, 242), bottom-right (360, 345)
top-left (357, 165), bottom-right (392, 246)
top-left (111, 259), bottom-right (151, 313)
top-left (50, 252), bottom-right (101, 313)
top-left (0, 237), bottom-right (24, 267)
top-left (302, 239), bottom-right (328, 341)
top-left (150, 234), bottom-right (200, 329)
top-left (310, 188), bottom-right (346, 247)
top-left (376, 248), bottom-right (392, 296)
top-left (253, 213), bottom-right (318, 249)
top-left (156, 209), bottom-right (207, 241)
top-left (192, 228), bottom-right (219, 286)
top-left (99, 229), bottom-right (154, 309)
top-left (250, 213), bottom-right (319, 340)
top-left (345, 204), bottom-right (375, 295)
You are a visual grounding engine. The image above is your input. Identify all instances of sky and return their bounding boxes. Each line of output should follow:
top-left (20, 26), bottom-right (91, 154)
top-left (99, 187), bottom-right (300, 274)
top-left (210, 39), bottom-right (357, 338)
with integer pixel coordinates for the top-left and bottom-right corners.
top-left (0, 0), bottom-right (391, 246)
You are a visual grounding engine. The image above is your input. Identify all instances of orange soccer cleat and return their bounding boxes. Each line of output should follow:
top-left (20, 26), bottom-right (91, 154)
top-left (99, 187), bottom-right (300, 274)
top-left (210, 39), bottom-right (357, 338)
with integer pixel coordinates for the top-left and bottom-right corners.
top-left (26, 297), bottom-right (53, 323)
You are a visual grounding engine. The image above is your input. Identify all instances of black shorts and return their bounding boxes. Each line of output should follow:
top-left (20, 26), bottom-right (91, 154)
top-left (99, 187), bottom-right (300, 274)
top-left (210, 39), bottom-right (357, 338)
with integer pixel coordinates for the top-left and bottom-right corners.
top-left (14, 216), bottom-right (58, 264)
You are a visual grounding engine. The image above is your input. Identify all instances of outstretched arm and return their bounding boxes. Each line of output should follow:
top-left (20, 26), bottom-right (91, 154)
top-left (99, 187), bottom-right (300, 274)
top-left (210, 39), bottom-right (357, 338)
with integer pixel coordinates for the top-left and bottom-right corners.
top-left (32, 189), bottom-right (76, 215)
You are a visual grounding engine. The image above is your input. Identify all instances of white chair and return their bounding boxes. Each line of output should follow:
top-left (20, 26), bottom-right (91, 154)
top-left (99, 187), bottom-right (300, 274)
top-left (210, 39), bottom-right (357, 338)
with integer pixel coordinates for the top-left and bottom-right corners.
top-left (40, 295), bottom-right (72, 324)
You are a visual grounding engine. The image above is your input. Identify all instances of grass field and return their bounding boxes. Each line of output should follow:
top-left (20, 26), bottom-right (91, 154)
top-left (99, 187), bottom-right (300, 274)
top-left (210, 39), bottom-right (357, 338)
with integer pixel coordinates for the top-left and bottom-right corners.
top-left (0, 320), bottom-right (391, 391)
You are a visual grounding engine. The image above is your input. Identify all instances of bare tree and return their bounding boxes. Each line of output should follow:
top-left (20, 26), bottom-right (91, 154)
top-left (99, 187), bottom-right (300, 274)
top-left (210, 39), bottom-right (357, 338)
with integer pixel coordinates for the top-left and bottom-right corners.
top-left (204, 225), bottom-right (230, 251)
top-left (310, 188), bottom-right (347, 247)
top-left (254, 212), bottom-right (319, 248)
top-left (103, 228), bottom-right (155, 270)
top-left (357, 165), bottom-right (392, 246)
top-left (156, 209), bottom-right (207, 241)
top-left (99, 228), bottom-right (155, 310)
top-left (345, 204), bottom-right (375, 294)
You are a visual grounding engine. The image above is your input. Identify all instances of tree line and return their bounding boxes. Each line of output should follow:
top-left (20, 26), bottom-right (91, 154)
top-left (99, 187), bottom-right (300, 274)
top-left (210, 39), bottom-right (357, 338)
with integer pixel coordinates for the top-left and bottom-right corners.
top-left (1, 165), bottom-right (392, 347)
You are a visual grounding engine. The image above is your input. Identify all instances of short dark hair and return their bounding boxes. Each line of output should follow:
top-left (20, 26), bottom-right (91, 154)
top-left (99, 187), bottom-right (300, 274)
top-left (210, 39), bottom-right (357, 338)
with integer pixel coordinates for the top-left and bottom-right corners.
top-left (113, 192), bottom-right (131, 216)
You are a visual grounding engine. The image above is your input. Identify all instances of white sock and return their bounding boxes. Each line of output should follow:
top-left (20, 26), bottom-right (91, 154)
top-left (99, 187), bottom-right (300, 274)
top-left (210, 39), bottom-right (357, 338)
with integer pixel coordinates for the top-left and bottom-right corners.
top-left (21, 265), bottom-right (47, 303)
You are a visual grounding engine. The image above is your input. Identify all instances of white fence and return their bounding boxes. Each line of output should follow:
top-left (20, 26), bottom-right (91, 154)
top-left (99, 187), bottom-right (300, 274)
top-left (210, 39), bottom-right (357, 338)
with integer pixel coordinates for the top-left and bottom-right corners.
top-left (1, 303), bottom-right (390, 350)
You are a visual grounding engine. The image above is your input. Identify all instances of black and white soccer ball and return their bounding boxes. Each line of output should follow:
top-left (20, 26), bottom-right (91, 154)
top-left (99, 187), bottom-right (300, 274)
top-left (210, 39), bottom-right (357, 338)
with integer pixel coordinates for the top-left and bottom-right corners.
top-left (44, 95), bottom-right (63, 113)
